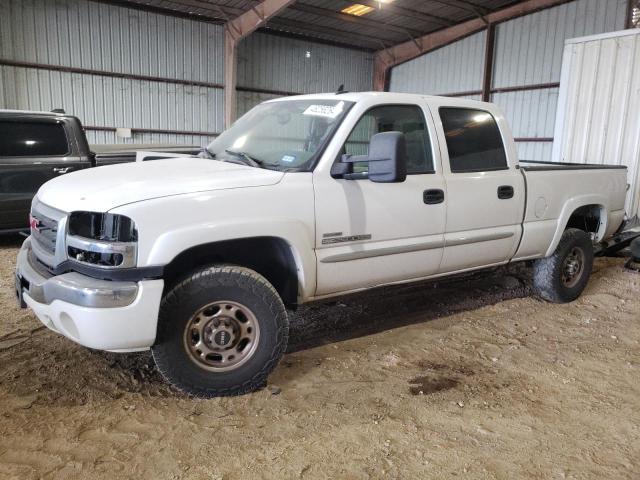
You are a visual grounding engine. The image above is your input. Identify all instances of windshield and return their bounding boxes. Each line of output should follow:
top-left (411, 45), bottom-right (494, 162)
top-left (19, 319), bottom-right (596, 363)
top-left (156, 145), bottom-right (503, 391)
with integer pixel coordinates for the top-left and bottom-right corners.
top-left (206, 99), bottom-right (353, 171)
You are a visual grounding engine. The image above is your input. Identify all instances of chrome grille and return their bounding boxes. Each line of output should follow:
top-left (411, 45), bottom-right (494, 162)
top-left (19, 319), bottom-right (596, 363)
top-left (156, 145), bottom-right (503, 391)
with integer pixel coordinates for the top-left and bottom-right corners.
top-left (31, 209), bottom-right (58, 255)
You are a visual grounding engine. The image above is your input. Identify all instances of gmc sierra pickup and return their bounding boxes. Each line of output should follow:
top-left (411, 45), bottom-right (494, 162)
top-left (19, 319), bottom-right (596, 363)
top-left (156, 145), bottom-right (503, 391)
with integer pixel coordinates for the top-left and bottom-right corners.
top-left (15, 92), bottom-right (629, 397)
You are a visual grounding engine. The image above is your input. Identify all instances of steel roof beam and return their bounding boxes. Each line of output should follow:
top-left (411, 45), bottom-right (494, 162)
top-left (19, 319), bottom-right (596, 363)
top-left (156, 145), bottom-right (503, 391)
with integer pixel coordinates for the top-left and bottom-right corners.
top-left (373, 0), bottom-right (573, 91)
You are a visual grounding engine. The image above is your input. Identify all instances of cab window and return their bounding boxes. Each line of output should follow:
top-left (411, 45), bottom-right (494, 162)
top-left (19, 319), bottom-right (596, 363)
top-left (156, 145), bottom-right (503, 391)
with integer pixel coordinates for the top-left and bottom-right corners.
top-left (343, 105), bottom-right (434, 174)
top-left (439, 108), bottom-right (507, 173)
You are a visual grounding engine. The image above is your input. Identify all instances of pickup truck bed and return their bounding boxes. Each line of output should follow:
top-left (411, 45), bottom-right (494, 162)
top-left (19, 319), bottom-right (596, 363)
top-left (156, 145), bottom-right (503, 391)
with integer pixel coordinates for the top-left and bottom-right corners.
top-left (516, 160), bottom-right (628, 261)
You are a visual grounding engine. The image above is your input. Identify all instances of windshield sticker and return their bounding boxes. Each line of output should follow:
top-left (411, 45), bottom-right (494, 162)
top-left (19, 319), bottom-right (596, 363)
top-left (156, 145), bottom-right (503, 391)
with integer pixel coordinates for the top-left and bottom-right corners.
top-left (281, 154), bottom-right (296, 163)
top-left (303, 101), bottom-right (344, 119)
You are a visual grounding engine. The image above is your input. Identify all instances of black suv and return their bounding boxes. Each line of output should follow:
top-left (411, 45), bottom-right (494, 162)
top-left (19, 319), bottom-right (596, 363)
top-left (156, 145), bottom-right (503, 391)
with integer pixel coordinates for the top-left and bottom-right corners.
top-left (0, 109), bottom-right (200, 233)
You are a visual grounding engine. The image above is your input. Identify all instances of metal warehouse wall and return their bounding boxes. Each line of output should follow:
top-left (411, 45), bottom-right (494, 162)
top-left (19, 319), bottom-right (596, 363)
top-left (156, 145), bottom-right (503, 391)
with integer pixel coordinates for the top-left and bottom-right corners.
top-left (553, 30), bottom-right (640, 217)
top-left (388, 0), bottom-right (628, 161)
top-left (0, 0), bottom-right (224, 146)
top-left (0, 0), bottom-right (374, 146)
top-left (389, 31), bottom-right (486, 98)
top-left (236, 32), bottom-right (374, 116)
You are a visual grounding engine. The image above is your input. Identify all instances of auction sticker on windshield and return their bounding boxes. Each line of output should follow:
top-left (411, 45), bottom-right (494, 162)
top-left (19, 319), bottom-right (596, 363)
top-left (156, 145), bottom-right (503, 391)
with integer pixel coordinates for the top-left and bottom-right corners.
top-left (303, 101), bottom-right (344, 119)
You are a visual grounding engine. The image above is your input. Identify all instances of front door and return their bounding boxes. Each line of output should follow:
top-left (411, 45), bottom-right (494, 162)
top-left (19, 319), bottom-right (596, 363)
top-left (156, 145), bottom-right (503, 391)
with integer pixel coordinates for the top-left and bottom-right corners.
top-left (313, 103), bottom-right (446, 296)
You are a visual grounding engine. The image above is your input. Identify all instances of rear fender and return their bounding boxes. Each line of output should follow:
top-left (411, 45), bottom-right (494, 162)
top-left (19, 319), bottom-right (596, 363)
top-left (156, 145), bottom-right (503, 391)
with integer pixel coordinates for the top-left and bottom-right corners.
top-left (545, 195), bottom-right (608, 257)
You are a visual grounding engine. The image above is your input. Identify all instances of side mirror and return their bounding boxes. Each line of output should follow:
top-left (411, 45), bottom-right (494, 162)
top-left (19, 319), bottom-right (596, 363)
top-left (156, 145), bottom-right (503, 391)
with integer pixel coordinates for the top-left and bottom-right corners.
top-left (331, 131), bottom-right (407, 182)
top-left (367, 131), bottom-right (407, 183)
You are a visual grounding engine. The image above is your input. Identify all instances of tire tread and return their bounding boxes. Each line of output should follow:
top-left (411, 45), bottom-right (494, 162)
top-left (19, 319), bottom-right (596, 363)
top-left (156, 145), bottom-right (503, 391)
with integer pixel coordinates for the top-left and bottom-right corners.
top-left (152, 265), bottom-right (289, 397)
top-left (533, 228), bottom-right (593, 303)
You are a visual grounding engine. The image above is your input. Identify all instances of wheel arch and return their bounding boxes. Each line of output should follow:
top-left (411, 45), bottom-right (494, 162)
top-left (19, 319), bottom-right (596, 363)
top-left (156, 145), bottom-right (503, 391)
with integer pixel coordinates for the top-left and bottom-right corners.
top-left (545, 196), bottom-right (609, 257)
top-left (162, 236), bottom-right (303, 308)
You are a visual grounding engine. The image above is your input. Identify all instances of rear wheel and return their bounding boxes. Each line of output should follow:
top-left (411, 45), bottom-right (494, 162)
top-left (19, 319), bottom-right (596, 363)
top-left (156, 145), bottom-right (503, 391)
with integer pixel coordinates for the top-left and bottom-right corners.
top-left (152, 265), bottom-right (289, 397)
top-left (533, 228), bottom-right (594, 303)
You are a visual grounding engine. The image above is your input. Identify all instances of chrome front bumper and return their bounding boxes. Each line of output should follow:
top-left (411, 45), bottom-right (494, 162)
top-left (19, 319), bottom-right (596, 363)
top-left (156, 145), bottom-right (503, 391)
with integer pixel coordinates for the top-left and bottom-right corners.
top-left (16, 238), bottom-right (138, 308)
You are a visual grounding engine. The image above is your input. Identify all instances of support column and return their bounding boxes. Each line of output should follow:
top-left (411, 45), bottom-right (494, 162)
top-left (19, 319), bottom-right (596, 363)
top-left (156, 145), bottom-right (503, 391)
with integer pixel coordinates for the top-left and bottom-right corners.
top-left (222, 0), bottom-right (297, 128)
top-left (373, 54), bottom-right (392, 92)
top-left (481, 24), bottom-right (496, 102)
top-left (625, 0), bottom-right (636, 29)
top-left (224, 27), bottom-right (239, 128)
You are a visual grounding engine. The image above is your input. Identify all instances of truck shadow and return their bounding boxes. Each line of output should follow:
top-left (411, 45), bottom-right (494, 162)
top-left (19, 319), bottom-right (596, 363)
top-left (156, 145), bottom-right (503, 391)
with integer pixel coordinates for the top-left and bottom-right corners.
top-left (287, 263), bottom-right (533, 353)
top-left (0, 261), bottom-right (533, 406)
top-left (0, 233), bottom-right (26, 248)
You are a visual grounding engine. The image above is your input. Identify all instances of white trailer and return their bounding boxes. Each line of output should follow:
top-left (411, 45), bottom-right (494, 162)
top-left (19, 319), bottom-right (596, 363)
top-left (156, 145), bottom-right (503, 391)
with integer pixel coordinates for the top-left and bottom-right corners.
top-left (553, 29), bottom-right (640, 219)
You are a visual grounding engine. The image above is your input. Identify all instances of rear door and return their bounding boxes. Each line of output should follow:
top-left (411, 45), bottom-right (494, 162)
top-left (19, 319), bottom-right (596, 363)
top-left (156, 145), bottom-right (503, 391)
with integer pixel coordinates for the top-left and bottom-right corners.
top-left (434, 105), bottom-right (524, 273)
top-left (0, 117), bottom-right (83, 230)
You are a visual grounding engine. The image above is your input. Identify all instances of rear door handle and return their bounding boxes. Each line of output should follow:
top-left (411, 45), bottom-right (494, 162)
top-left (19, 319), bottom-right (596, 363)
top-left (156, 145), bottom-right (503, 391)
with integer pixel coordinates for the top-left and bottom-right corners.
top-left (53, 167), bottom-right (71, 174)
top-left (497, 185), bottom-right (514, 199)
top-left (423, 189), bottom-right (445, 204)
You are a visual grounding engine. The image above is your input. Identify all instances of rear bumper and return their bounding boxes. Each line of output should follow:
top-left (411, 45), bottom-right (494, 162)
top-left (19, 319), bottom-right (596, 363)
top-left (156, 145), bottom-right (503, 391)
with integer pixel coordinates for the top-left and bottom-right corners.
top-left (16, 238), bottom-right (164, 352)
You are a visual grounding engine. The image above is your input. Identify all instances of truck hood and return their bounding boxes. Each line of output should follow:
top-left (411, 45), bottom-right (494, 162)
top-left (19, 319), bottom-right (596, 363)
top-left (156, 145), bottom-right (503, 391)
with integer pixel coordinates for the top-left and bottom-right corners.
top-left (37, 157), bottom-right (285, 213)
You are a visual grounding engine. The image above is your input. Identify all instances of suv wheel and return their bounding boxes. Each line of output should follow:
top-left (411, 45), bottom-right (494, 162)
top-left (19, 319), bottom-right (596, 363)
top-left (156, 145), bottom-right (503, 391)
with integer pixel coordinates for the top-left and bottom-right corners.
top-left (152, 265), bottom-right (289, 397)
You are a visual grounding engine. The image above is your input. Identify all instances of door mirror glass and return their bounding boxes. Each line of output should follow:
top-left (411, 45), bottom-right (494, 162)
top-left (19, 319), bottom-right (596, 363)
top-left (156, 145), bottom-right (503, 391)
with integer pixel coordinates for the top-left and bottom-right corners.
top-left (332, 131), bottom-right (407, 183)
top-left (367, 131), bottom-right (407, 183)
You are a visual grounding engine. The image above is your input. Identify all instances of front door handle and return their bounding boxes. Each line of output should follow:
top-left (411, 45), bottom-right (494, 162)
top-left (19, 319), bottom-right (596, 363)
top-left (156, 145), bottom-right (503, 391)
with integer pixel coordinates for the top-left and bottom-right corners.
top-left (53, 167), bottom-right (71, 174)
top-left (497, 185), bottom-right (514, 199)
top-left (424, 189), bottom-right (445, 204)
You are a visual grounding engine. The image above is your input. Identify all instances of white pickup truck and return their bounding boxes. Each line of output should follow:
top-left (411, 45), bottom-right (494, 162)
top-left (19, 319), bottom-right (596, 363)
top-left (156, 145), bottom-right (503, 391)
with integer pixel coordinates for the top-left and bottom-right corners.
top-left (15, 92), bottom-right (628, 397)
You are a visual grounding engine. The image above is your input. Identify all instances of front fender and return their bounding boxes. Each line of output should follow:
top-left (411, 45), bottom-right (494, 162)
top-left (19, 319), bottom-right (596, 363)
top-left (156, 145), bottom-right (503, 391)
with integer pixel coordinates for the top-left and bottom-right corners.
top-left (149, 219), bottom-right (316, 298)
top-left (109, 176), bottom-right (317, 300)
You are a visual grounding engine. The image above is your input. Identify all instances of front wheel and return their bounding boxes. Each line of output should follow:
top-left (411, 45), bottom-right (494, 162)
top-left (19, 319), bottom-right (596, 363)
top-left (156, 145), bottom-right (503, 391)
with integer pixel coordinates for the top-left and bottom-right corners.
top-left (152, 265), bottom-right (289, 397)
top-left (533, 228), bottom-right (594, 303)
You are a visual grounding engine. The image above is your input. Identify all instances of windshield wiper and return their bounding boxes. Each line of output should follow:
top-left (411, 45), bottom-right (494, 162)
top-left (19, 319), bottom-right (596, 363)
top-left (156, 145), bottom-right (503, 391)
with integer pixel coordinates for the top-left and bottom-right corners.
top-left (224, 149), bottom-right (264, 168)
top-left (199, 147), bottom-right (215, 159)
top-left (224, 149), bottom-right (282, 170)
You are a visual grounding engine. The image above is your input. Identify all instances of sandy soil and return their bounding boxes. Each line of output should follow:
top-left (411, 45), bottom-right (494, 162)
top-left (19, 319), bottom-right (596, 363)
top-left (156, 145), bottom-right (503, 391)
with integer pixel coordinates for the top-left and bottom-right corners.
top-left (0, 234), bottom-right (638, 479)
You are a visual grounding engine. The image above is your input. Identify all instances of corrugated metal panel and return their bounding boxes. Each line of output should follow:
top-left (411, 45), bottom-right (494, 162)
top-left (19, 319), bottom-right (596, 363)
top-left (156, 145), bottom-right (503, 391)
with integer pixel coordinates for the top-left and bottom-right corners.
top-left (0, 65), bottom-right (224, 134)
top-left (493, 0), bottom-right (627, 88)
top-left (516, 142), bottom-right (554, 162)
top-left (0, 0), bottom-right (224, 84)
top-left (389, 31), bottom-right (486, 95)
top-left (236, 91), bottom-right (283, 117)
top-left (553, 30), bottom-right (640, 217)
top-left (237, 32), bottom-right (373, 94)
top-left (491, 88), bottom-right (559, 138)
top-left (1, 0), bottom-right (377, 143)
top-left (0, 0), bottom-right (225, 145)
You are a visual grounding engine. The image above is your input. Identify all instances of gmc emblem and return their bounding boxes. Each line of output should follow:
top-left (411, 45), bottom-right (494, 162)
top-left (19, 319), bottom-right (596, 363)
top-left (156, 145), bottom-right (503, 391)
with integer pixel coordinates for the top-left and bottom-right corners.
top-left (29, 215), bottom-right (41, 233)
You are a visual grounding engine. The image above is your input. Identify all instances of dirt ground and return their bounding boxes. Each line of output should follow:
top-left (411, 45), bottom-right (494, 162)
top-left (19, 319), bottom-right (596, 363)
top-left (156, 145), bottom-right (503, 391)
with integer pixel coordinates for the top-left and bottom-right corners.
top-left (0, 234), bottom-right (638, 480)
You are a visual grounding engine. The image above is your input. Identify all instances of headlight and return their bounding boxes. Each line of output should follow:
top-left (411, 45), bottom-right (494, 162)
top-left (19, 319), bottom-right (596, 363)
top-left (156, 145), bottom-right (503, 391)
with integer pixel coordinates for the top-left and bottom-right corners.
top-left (66, 212), bottom-right (137, 268)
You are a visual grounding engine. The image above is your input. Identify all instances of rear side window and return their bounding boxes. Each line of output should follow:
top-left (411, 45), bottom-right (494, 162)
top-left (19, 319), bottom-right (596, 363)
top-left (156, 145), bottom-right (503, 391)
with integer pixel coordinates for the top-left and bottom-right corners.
top-left (0, 120), bottom-right (69, 157)
top-left (439, 108), bottom-right (507, 173)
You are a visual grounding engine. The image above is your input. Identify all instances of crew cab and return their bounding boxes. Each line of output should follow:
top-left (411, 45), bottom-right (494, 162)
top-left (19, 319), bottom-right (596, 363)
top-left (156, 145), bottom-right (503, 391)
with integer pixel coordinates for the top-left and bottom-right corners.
top-left (0, 109), bottom-right (199, 233)
top-left (14, 92), bottom-right (629, 397)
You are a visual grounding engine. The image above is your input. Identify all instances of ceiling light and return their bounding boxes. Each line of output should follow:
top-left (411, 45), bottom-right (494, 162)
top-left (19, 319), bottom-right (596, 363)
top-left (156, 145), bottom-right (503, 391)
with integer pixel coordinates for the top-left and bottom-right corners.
top-left (341, 4), bottom-right (375, 16)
